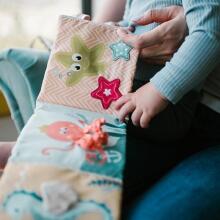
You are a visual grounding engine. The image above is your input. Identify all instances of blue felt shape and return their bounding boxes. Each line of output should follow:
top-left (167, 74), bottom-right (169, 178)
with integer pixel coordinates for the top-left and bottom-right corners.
top-left (109, 40), bottom-right (133, 61)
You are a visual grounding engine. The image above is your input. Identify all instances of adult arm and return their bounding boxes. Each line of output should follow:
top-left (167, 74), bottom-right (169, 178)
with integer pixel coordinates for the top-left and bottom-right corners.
top-left (93, 0), bottom-right (126, 23)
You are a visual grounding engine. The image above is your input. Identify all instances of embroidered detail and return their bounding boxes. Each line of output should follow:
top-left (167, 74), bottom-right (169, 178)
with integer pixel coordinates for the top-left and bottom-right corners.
top-left (88, 179), bottom-right (122, 188)
top-left (40, 121), bottom-right (84, 156)
top-left (55, 35), bottom-right (106, 86)
top-left (109, 40), bottom-right (133, 61)
top-left (103, 89), bottom-right (111, 97)
top-left (91, 76), bottom-right (122, 109)
top-left (40, 121), bottom-right (84, 142)
top-left (41, 119), bottom-right (108, 164)
top-left (105, 150), bottom-right (122, 164)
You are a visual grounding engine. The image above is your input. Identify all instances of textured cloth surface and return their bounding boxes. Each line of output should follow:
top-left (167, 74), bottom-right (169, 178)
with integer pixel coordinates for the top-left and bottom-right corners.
top-left (0, 104), bottom-right (125, 220)
top-left (0, 16), bottom-right (138, 220)
top-left (38, 16), bottom-right (138, 115)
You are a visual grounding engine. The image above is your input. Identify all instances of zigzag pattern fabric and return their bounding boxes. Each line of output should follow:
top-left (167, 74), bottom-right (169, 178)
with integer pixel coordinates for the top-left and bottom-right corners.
top-left (0, 16), bottom-right (138, 220)
top-left (39, 16), bottom-right (138, 114)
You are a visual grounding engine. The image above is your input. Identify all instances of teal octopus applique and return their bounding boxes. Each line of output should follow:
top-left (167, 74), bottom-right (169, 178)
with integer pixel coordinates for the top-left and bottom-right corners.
top-left (55, 35), bottom-right (107, 86)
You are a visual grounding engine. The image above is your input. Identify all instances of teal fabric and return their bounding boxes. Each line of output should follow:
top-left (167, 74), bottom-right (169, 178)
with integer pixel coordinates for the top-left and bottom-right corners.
top-left (0, 48), bottom-right (49, 132)
top-left (10, 102), bottom-right (126, 179)
top-left (129, 146), bottom-right (220, 220)
top-left (123, 0), bottom-right (220, 104)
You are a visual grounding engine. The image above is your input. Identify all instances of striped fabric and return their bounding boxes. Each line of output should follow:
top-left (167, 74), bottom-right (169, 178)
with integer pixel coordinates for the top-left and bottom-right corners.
top-left (123, 0), bottom-right (220, 112)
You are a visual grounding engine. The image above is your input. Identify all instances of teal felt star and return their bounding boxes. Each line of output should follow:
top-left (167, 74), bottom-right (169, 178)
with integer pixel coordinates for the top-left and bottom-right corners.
top-left (109, 40), bottom-right (133, 61)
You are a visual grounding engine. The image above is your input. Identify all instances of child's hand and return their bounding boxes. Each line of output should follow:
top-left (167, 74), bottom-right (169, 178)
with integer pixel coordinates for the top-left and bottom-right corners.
top-left (115, 83), bottom-right (168, 128)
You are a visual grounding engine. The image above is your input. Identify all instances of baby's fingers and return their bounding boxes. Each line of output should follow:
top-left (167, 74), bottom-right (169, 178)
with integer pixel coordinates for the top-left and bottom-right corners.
top-left (114, 94), bottom-right (132, 110)
top-left (140, 111), bottom-right (153, 128)
top-left (118, 102), bottom-right (135, 122)
top-left (131, 109), bottom-right (143, 126)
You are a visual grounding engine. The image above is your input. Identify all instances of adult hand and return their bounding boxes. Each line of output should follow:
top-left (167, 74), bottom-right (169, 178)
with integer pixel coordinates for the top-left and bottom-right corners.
top-left (117, 6), bottom-right (187, 65)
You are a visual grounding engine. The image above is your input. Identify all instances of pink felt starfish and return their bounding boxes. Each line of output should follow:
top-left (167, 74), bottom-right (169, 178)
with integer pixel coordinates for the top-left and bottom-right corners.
top-left (91, 76), bottom-right (122, 109)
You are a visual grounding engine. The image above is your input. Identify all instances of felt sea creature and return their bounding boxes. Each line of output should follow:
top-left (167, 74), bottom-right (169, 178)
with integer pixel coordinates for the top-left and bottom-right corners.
top-left (109, 40), bottom-right (133, 61)
top-left (41, 119), bottom-right (109, 164)
top-left (88, 179), bottom-right (122, 189)
top-left (91, 76), bottom-right (122, 109)
top-left (40, 121), bottom-right (84, 142)
top-left (55, 35), bottom-right (106, 86)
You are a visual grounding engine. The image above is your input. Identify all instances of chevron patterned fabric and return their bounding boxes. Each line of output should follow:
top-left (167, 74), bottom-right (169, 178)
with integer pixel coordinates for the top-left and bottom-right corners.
top-left (0, 16), bottom-right (138, 220)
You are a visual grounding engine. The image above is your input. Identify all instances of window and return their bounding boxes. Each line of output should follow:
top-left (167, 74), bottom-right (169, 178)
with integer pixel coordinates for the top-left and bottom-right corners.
top-left (0, 0), bottom-right (81, 50)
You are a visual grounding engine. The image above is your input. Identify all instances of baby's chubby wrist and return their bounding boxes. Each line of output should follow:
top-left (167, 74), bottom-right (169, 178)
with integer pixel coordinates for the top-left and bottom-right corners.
top-left (148, 82), bottom-right (169, 104)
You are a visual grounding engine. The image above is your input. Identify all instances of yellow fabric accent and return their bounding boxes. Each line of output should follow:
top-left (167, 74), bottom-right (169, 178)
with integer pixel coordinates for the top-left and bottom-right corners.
top-left (0, 92), bottom-right (9, 116)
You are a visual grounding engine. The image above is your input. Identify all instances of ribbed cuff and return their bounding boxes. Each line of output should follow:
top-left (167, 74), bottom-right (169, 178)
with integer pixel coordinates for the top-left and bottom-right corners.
top-left (150, 72), bottom-right (184, 104)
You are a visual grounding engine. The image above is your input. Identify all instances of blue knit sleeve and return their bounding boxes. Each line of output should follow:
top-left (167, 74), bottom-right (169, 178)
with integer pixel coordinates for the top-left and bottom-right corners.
top-left (150, 0), bottom-right (220, 104)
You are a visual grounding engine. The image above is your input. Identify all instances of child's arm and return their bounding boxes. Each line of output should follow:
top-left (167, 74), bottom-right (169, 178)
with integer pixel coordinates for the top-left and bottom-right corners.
top-left (121, 0), bottom-right (220, 103)
top-left (150, 0), bottom-right (220, 103)
top-left (93, 0), bottom-right (126, 23)
top-left (116, 1), bottom-right (220, 127)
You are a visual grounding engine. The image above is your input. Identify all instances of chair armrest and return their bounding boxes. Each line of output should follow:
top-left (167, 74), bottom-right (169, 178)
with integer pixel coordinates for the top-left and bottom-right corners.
top-left (0, 48), bottom-right (49, 132)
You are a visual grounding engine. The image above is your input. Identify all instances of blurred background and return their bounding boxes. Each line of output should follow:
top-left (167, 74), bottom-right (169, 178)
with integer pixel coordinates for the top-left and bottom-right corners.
top-left (0, 0), bottom-right (102, 141)
top-left (0, 0), bottom-right (105, 50)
